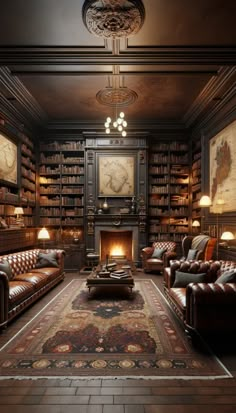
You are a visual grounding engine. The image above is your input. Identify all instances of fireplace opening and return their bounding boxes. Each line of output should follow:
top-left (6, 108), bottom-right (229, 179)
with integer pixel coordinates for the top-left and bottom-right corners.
top-left (100, 230), bottom-right (132, 262)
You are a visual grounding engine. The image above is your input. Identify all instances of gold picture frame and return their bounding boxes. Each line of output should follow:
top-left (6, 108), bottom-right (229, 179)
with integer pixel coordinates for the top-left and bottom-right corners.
top-left (0, 133), bottom-right (18, 186)
top-left (98, 154), bottom-right (135, 197)
top-left (209, 120), bottom-right (236, 213)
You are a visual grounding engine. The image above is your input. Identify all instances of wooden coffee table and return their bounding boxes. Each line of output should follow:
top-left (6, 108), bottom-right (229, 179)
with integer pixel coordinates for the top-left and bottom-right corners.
top-left (86, 263), bottom-right (135, 294)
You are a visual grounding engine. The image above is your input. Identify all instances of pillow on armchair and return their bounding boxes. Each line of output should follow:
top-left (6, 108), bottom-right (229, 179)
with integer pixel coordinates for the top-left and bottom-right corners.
top-left (186, 249), bottom-right (199, 260)
top-left (151, 248), bottom-right (167, 259)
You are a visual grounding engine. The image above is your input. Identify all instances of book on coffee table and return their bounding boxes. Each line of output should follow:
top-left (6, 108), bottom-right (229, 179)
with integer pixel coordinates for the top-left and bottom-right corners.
top-left (110, 269), bottom-right (129, 279)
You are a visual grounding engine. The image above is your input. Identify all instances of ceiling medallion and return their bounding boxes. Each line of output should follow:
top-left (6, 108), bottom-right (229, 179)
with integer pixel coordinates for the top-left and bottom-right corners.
top-left (96, 86), bottom-right (138, 107)
top-left (82, 0), bottom-right (145, 38)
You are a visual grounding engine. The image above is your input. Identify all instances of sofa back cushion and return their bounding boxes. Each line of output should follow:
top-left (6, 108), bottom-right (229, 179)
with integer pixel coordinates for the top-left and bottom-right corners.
top-left (1, 249), bottom-right (41, 278)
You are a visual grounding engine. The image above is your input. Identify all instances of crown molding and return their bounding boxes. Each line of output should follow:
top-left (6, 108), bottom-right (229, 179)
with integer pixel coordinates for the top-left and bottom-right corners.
top-left (1, 46), bottom-right (236, 66)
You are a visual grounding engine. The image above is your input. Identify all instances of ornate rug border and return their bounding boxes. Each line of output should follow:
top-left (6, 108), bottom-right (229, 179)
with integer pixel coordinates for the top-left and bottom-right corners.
top-left (0, 279), bottom-right (232, 380)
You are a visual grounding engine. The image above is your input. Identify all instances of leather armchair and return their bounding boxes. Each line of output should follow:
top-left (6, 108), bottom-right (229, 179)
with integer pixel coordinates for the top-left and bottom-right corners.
top-left (141, 241), bottom-right (177, 273)
top-left (181, 234), bottom-right (217, 261)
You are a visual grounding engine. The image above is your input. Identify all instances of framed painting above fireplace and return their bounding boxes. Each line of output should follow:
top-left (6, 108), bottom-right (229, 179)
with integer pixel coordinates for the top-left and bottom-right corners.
top-left (98, 154), bottom-right (135, 197)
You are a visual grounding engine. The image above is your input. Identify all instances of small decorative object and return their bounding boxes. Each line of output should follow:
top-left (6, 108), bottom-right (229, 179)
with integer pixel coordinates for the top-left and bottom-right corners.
top-left (102, 198), bottom-right (109, 212)
top-left (131, 196), bottom-right (136, 214)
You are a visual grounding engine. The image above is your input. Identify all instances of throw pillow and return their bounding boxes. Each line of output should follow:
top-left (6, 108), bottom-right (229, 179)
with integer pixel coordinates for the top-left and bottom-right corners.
top-left (35, 251), bottom-right (59, 268)
top-left (186, 249), bottom-right (198, 260)
top-left (151, 248), bottom-right (167, 259)
top-left (215, 269), bottom-right (236, 284)
top-left (173, 271), bottom-right (206, 288)
top-left (0, 260), bottom-right (13, 280)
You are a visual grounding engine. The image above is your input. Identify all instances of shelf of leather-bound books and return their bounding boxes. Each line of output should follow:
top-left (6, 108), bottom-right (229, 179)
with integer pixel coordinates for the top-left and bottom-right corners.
top-left (191, 139), bottom-right (202, 219)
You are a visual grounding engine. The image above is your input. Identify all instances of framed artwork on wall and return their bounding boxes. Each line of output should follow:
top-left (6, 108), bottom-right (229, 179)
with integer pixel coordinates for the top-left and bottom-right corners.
top-left (0, 132), bottom-right (18, 186)
top-left (98, 154), bottom-right (135, 197)
top-left (209, 120), bottom-right (236, 213)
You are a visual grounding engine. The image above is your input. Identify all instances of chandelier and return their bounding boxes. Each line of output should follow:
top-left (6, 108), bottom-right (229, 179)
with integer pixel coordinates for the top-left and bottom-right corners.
top-left (104, 111), bottom-right (127, 136)
top-left (96, 74), bottom-right (138, 136)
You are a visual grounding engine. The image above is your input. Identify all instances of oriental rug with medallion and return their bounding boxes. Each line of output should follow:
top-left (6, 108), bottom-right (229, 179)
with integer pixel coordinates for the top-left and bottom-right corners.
top-left (0, 279), bottom-right (231, 379)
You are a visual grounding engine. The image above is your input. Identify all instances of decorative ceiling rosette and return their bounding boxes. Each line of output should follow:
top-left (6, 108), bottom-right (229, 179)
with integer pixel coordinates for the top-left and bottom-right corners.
top-left (96, 86), bottom-right (138, 107)
top-left (82, 0), bottom-right (145, 38)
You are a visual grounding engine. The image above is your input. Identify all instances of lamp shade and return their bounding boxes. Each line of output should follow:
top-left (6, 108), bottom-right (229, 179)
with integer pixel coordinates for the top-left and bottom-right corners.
top-left (199, 195), bottom-right (212, 206)
top-left (192, 220), bottom-right (200, 227)
top-left (37, 227), bottom-right (50, 240)
top-left (220, 231), bottom-right (235, 240)
top-left (14, 207), bottom-right (24, 215)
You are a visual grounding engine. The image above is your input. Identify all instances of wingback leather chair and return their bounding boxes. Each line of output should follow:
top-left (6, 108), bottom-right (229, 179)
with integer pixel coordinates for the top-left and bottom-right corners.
top-left (181, 234), bottom-right (217, 261)
top-left (141, 241), bottom-right (177, 273)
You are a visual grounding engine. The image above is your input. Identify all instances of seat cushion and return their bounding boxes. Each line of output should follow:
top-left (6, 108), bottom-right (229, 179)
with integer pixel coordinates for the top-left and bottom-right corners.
top-left (8, 281), bottom-right (35, 309)
top-left (169, 288), bottom-right (186, 312)
top-left (14, 272), bottom-right (49, 290)
top-left (31, 267), bottom-right (61, 281)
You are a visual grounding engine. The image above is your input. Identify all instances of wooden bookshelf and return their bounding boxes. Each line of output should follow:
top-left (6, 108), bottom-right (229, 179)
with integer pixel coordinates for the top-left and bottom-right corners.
top-left (148, 141), bottom-right (190, 243)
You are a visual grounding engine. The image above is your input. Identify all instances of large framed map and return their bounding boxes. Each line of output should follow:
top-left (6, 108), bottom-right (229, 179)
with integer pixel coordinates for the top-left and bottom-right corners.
top-left (0, 133), bottom-right (18, 186)
top-left (210, 120), bottom-right (236, 213)
top-left (98, 154), bottom-right (135, 197)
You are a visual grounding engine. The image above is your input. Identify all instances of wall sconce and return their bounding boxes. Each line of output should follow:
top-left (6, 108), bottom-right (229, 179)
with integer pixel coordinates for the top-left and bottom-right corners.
top-left (220, 231), bottom-right (235, 248)
top-left (37, 227), bottom-right (50, 249)
top-left (199, 195), bottom-right (211, 233)
top-left (14, 207), bottom-right (24, 227)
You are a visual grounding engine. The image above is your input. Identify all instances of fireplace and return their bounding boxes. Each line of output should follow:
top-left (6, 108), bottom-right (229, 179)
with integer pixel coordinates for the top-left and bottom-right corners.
top-left (100, 230), bottom-right (132, 262)
top-left (95, 225), bottom-right (139, 263)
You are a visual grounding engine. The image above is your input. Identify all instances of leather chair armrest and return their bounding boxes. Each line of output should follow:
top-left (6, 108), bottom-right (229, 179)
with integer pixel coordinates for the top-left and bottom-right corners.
top-left (185, 282), bottom-right (236, 333)
top-left (140, 246), bottom-right (154, 269)
top-left (163, 251), bottom-right (177, 267)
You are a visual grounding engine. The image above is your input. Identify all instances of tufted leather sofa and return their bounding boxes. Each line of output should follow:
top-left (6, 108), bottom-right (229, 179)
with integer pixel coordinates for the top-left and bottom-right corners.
top-left (163, 260), bottom-right (236, 336)
top-left (141, 241), bottom-right (177, 273)
top-left (0, 248), bottom-right (65, 329)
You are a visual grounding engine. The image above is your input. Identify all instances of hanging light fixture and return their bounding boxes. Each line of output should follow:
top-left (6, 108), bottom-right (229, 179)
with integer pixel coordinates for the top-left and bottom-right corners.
top-left (97, 72), bottom-right (137, 137)
top-left (104, 111), bottom-right (127, 137)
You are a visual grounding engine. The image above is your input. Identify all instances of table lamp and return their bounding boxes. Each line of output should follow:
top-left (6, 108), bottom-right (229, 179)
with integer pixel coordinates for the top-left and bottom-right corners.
top-left (37, 227), bottom-right (50, 249)
top-left (14, 207), bottom-right (24, 227)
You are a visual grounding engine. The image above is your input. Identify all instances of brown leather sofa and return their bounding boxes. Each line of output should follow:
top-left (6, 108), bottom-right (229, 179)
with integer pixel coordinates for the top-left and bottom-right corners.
top-left (141, 241), bottom-right (177, 273)
top-left (163, 259), bottom-right (236, 336)
top-left (0, 248), bottom-right (65, 329)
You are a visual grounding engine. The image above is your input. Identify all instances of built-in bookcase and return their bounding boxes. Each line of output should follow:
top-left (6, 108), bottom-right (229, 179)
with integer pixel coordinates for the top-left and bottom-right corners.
top-left (148, 141), bottom-right (190, 243)
top-left (39, 139), bottom-right (85, 242)
top-left (191, 139), bottom-right (202, 222)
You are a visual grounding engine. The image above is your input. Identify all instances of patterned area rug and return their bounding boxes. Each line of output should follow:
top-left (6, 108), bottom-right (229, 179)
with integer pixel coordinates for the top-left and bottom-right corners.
top-left (0, 279), bottom-right (231, 379)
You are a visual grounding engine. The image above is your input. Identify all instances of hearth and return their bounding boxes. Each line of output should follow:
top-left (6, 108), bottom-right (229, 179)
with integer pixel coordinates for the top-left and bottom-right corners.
top-left (95, 225), bottom-right (139, 264)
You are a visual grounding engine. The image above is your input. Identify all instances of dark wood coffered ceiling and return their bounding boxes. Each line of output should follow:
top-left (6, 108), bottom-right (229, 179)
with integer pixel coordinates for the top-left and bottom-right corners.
top-left (0, 0), bottom-right (236, 134)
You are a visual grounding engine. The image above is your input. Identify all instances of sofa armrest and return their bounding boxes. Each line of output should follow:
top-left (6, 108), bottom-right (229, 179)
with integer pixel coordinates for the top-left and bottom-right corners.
top-left (163, 250), bottom-right (177, 267)
top-left (140, 247), bottom-right (154, 265)
top-left (186, 282), bottom-right (236, 334)
top-left (0, 271), bottom-right (9, 328)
